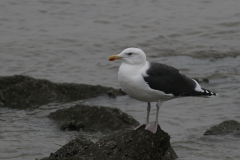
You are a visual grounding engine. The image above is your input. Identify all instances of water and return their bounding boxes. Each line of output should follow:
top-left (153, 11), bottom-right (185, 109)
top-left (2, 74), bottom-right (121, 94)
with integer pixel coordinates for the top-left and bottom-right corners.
top-left (0, 0), bottom-right (240, 159)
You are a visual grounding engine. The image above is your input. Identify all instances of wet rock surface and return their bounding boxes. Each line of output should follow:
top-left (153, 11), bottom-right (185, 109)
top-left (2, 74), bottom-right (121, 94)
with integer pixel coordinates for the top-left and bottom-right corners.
top-left (48, 104), bottom-right (140, 132)
top-left (41, 136), bottom-right (94, 160)
top-left (0, 75), bottom-right (125, 109)
top-left (41, 125), bottom-right (178, 160)
top-left (204, 120), bottom-right (240, 135)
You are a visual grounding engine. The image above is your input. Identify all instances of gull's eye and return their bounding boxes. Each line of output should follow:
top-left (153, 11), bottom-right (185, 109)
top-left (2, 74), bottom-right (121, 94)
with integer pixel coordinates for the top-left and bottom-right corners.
top-left (128, 53), bottom-right (132, 55)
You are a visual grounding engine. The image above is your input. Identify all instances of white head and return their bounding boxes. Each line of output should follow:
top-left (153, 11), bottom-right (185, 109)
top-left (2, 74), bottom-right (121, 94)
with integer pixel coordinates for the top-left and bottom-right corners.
top-left (109, 48), bottom-right (146, 65)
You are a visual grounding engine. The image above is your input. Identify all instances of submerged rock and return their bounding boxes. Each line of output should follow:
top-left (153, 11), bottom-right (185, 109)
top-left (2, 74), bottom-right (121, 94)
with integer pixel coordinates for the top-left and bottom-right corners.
top-left (48, 104), bottom-right (140, 132)
top-left (0, 75), bottom-right (125, 108)
top-left (41, 125), bottom-right (178, 160)
top-left (204, 120), bottom-right (240, 135)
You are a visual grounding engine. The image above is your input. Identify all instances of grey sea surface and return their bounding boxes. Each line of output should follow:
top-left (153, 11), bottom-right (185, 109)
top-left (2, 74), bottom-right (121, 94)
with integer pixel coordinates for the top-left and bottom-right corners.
top-left (0, 0), bottom-right (240, 160)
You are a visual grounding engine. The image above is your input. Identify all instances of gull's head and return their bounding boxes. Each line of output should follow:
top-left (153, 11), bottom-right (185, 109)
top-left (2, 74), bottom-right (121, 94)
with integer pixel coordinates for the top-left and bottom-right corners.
top-left (109, 48), bottom-right (146, 65)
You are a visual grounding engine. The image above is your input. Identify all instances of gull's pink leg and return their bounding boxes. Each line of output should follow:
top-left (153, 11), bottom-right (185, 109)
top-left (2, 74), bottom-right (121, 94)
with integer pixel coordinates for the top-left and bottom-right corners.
top-left (145, 101), bottom-right (161, 133)
top-left (134, 102), bottom-right (151, 131)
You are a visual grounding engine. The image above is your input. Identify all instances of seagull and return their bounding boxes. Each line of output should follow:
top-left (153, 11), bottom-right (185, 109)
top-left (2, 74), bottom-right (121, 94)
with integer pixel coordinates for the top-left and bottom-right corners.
top-left (109, 48), bottom-right (217, 133)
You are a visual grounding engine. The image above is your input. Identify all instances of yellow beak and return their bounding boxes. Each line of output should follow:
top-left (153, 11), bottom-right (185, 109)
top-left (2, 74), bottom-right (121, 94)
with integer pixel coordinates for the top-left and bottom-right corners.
top-left (109, 55), bottom-right (122, 61)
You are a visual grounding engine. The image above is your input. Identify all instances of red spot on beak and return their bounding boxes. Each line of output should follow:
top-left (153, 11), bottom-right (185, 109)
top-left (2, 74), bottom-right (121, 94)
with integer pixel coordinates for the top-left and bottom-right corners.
top-left (109, 58), bottom-right (115, 61)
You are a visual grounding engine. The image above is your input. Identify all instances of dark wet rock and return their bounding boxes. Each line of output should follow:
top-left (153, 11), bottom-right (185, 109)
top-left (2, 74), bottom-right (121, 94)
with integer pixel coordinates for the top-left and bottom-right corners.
top-left (60, 120), bottom-right (85, 131)
top-left (107, 90), bottom-right (117, 98)
top-left (0, 75), bottom-right (125, 109)
top-left (107, 89), bottom-right (127, 98)
top-left (48, 104), bottom-right (140, 132)
top-left (107, 90), bottom-right (116, 98)
top-left (41, 125), bottom-right (178, 160)
top-left (204, 120), bottom-right (240, 135)
top-left (41, 136), bottom-right (93, 160)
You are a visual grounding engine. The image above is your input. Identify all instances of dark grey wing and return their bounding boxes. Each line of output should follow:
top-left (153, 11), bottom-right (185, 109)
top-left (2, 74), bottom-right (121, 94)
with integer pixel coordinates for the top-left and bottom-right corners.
top-left (143, 62), bottom-right (215, 96)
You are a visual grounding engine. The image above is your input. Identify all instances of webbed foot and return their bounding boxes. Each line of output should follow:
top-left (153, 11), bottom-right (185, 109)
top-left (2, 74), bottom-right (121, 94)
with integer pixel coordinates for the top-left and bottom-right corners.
top-left (134, 124), bottom-right (145, 130)
top-left (145, 121), bottom-right (158, 133)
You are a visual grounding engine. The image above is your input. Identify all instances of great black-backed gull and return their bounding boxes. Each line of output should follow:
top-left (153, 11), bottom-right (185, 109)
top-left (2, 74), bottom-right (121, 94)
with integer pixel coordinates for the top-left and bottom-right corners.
top-left (109, 48), bottom-right (217, 133)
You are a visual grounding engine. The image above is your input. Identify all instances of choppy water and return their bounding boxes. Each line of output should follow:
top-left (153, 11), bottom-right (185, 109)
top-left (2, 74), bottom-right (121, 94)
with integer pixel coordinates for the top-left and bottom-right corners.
top-left (0, 0), bottom-right (240, 160)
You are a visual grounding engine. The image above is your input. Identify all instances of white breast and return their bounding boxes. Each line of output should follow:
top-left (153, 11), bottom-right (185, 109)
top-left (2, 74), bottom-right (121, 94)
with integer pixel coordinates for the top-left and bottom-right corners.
top-left (118, 61), bottom-right (174, 102)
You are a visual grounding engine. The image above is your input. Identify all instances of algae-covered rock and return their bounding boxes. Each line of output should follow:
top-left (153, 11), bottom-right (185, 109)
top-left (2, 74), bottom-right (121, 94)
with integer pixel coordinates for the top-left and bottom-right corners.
top-left (0, 75), bottom-right (124, 108)
top-left (204, 120), bottom-right (240, 135)
top-left (41, 136), bottom-right (93, 160)
top-left (48, 104), bottom-right (140, 132)
top-left (41, 125), bottom-right (178, 160)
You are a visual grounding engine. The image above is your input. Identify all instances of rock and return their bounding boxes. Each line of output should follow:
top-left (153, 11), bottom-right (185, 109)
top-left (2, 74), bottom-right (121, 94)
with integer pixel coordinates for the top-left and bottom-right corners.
top-left (107, 90), bottom-right (117, 98)
top-left (48, 104), bottom-right (140, 132)
top-left (41, 125), bottom-right (178, 160)
top-left (0, 75), bottom-right (125, 109)
top-left (107, 89), bottom-right (127, 98)
top-left (60, 120), bottom-right (85, 131)
top-left (204, 120), bottom-right (240, 135)
top-left (41, 136), bottom-right (93, 160)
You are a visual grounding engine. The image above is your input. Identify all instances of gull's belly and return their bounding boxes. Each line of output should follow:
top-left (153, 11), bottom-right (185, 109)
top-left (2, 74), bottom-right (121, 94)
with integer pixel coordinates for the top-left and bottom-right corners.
top-left (119, 74), bottom-right (173, 102)
top-left (120, 83), bottom-right (159, 102)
